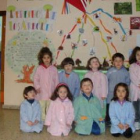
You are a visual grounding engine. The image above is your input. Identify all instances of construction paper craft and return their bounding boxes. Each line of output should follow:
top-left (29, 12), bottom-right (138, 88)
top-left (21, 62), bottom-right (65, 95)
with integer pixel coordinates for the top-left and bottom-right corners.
top-left (114, 2), bottom-right (132, 15)
top-left (130, 17), bottom-right (140, 29)
top-left (136, 0), bottom-right (140, 11)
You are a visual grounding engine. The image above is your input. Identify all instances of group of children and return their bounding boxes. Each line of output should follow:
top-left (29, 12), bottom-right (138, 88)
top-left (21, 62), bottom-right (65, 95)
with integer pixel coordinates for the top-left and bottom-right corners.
top-left (20, 46), bottom-right (140, 138)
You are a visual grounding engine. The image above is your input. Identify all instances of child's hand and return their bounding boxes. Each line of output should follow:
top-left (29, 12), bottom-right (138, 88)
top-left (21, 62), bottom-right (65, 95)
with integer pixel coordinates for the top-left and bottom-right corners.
top-left (118, 123), bottom-right (124, 130)
top-left (124, 124), bottom-right (129, 129)
top-left (101, 97), bottom-right (106, 100)
top-left (81, 116), bottom-right (88, 120)
top-left (99, 118), bottom-right (104, 122)
top-left (27, 121), bottom-right (34, 126)
top-left (66, 123), bottom-right (71, 127)
top-left (34, 120), bottom-right (39, 125)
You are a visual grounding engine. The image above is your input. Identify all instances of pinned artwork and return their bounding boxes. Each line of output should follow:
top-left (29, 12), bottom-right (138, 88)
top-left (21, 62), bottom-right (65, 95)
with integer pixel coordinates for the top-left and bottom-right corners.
top-left (105, 36), bottom-right (112, 42)
top-left (82, 39), bottom-right (88, 46)
top-left (89, 47), bottom-right (95, 56)
top-left (136, 0), bottom-right (140, 11)
top-left (57, 30), bottom-right (63, 36)
top-left (130, 17), bottom-right (140, 29)
top-left (114, 2), bottom-right (132, 15)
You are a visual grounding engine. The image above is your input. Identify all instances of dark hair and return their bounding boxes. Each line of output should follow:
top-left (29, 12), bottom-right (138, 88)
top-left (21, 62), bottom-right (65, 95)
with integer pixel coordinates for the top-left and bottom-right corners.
top-left (129, 46), bottom-right (140, 64)
top-left (23, 86), bottom-right (36, 99)
top-left (80, 78), bottom-right (93, 88)
top-left (112, 53), bottom-right (125, 61)
top-left (51, 84), bottom-right (73, 101)
top-left (86, 57), bottom-right (101, 70)
top-left (38, 47), bottom-right (53, 65)
top-left (112, 83), bottom-right (129, 101)
top-left (61, 57), bottom-right (74, 68)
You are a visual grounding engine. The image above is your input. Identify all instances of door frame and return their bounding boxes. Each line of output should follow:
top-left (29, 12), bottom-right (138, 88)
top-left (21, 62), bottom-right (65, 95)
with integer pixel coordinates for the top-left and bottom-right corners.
top-left (0, 11), bottom-right (6, 103)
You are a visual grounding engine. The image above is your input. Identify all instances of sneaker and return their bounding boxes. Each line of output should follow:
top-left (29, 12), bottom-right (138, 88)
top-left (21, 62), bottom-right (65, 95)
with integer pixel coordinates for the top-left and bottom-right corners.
top-left (134, 122), bottom-right (140, 130)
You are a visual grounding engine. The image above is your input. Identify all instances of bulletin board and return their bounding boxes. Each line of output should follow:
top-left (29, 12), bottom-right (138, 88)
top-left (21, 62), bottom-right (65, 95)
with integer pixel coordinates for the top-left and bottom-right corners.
top-left (4, 0), bottom-right (140, 106)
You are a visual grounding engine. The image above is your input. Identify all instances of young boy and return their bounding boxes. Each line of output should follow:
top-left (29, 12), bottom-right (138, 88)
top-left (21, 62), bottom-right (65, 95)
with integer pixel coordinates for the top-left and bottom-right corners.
top-left (74, 78), bottom-right (105, 135)
top-left (59, 57), bottom-right (80, 99)
top-left (106, 53), bottom-right (130, 124)
top-left (20, 86), bottom-right (43, 133)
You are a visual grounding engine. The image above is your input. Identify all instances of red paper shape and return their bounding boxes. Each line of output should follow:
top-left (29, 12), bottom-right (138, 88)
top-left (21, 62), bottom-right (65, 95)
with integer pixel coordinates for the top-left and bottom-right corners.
top-left (66, 0), bottom-right (87, 13)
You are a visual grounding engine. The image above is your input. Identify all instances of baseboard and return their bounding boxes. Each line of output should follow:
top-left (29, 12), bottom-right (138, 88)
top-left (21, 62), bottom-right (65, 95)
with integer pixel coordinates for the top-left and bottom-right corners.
top-left (2, 105), bottom-right (20, 109)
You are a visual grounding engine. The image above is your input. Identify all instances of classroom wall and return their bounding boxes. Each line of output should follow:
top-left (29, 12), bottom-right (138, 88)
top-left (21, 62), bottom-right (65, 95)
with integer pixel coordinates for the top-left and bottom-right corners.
top-left (0, 0), bottom-right (7, 11)
top-left (4, 0), bottom-right (140, 106)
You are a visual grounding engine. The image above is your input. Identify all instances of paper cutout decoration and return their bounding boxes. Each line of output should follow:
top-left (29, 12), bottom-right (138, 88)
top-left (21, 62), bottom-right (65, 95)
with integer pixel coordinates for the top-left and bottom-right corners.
top-left (66, 34), bottom-right (71, 39)
top-left (114, 28), bottom-right (118, 34)
top-left (89, 47), bottom-right (95, 55)
top-left (93, 26), bottom-right (99, 32)
top-left (57, 30), bottom-right (63, 36)
top-left (71, 43), bottom-right (77, 49)
top-left (65, 0), bottom-right (87, 13)
top-left (75, 58), bottom-right (82, 67)
top-left (82, 39), bottom-right (88, 46)
top-left (130, 17), bottom-right (140, 29)
top-left (79, 28), bottom-right (84, 33)
top-left (105, 36), bottom-right (112, 42)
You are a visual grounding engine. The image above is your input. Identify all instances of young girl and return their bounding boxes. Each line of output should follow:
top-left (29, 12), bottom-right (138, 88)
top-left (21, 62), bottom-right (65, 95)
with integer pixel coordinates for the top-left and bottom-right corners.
top-left (45, 83), bottom-right (74, 136)
top-left (33, 47), bottom-right (59, 122)
top-left (74, 78), bottom-right (105, 135)
top-left (84, 57), bottom-right (108, 118)
top-left (59, 57), bottom-right (80, 99)
top-left (20, 86), bottom-right (43, 133)
top-left (129, 46), bottom-right (140, 130)
top-left (109, 83), bottom-right (135, 138)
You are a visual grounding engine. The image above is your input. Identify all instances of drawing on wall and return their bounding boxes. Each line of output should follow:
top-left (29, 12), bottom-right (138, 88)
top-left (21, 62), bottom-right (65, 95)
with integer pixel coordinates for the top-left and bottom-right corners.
top-left (114, 2), bottom-right (132, 15)
top-left (130, 17), bottom-right (140, 29)
top-left (136, 0), bottom-right (140, 11)
top-left (54, 0), bottom-right (130, 67)
top-left (6, 31), bottom-right (55, 83)
top-left (7, 4), bottom-right (56, 31)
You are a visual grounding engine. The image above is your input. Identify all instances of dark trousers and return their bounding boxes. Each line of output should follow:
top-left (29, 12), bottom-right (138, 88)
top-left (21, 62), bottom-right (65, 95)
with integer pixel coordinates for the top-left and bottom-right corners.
top-left (112, 128), bottom-right (133, 138)
top-left (133, 99), bottom-right (140, 122)
top-left (105, 104), bottom-right (110, 122)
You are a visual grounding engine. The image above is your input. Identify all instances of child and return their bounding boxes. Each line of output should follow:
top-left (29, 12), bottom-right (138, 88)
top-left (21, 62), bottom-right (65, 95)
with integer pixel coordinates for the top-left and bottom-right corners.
top-left (59, 57), bottom-right (80, 99)
top-left (129, 46), bottom-right (140, 130)
top-left (20, 86), bottom-right (43, 133)
top-left (33, 47), bottom-right (59, 121)
top-left (109, 83), bottom-right (135, 138)
top-left (45, 83), bottom-right (74, 136)
top-left (106, 53), bottom-right (130, 123)
top-left (84, 57), bottom-right (108, 118)
top-left (74, 78), bottom-right (105, 135)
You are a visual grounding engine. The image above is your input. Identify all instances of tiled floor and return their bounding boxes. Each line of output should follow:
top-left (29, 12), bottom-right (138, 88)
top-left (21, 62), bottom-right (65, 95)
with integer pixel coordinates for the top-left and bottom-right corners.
top-left (0, 103), bottom-right (140, 140)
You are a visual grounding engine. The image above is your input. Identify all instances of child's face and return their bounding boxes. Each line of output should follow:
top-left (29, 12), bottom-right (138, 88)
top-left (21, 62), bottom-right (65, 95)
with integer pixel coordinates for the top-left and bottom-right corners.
top-left (113, 57), bottom-right (124, 69)
top-left (136, 51), bottom-right (140, 63)
top-left (25, 90), bottom-right (36, 100)
top-left (89, 58), bottom-right (100, 70)
top-left (64, 64), bottom-right (73, 73)
top-left (81, 81), bottom-right (93, 96)
top-left (57, 87), bottom-right (68, 100)
top-left (42, 54), bottom-right (51, 66)
top-left (116, 86), bottom-right (126, 101)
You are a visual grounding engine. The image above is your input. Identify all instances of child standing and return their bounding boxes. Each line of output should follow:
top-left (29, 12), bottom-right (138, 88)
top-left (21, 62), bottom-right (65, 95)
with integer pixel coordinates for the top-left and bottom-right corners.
top-left (20, 86), bottom-right (43, 133)
top-left (129, 47), bottom-right (140, 130)
top-left (59, 57), bottom-right (80, 99)
top-left (74, 78), bottom-right (105, 135)
top-left (45, 83), bottom-right (74, 136)
top-left (33, 47), bottom-right (59, 122)
top-left (84, 57), bottom-right (108, 118)
top-left (109, 83), bottom-right (135, 138)
top-left (106, 53), bottom-right (130, 123)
